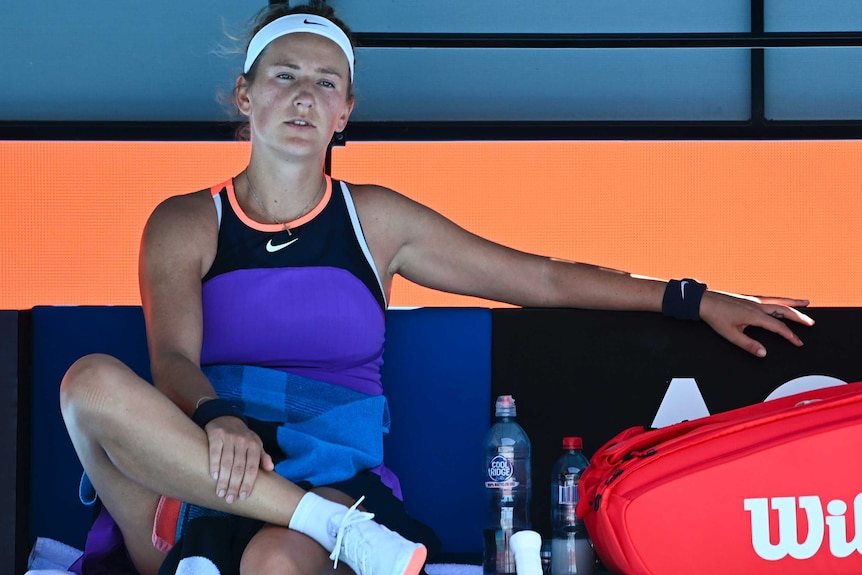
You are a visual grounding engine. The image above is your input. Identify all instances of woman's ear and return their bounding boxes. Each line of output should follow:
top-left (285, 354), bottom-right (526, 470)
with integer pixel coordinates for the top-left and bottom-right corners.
top-left (235, 75), bottom-right (252, 117)
top-left (335, 96), bottom-right (355, 133)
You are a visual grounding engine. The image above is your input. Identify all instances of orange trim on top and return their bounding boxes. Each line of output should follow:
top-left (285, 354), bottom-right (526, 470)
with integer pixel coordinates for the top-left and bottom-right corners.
top-left (226, 175), bottom-right (332, 232)
top-left (292, 175), bottom-right (332, 228)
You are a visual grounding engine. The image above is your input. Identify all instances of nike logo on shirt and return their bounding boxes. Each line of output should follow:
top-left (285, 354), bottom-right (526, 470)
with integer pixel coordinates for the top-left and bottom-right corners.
top-left (680, 280), bottom-right (689, 299)
top-left (266, 237), bottom-right (299, 252)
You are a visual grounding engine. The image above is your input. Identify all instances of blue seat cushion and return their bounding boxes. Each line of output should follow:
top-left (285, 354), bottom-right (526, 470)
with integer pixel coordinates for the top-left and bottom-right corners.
top-left (29, 306), bottom-right (151, 550)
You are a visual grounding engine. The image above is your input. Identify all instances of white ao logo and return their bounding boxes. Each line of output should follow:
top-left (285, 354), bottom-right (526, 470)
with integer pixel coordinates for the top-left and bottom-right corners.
top-left (744, 494), bottom-right (862, 560)
top-left (651, 375), bottom-right (847, 429)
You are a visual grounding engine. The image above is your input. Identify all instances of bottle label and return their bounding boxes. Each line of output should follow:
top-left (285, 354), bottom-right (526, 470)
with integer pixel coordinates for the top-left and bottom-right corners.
top-left (557, 483), bottom-right (578, 505)
top-left (486, 454), bottom-right (519, 488)
top-left (557, 473), bottom-right (579, 504)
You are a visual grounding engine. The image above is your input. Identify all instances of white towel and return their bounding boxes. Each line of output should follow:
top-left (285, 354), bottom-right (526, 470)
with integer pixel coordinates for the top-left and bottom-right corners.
top-left (174, 556), bottom-right (221, 575)
top-left (426, 563), bottom-right (483, 575)
top-left (27, 537), bottom-right (81, 573)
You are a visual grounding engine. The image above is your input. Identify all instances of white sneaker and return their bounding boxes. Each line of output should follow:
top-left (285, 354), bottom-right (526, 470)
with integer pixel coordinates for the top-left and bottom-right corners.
top-left (328, 496), bottom-right (428, 575)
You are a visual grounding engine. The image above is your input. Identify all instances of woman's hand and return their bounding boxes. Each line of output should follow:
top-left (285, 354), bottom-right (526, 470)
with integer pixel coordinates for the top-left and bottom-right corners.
top-left (204, 415), bottom-right (274, 503)
top-left (699, 291), bottom-right (814, 358)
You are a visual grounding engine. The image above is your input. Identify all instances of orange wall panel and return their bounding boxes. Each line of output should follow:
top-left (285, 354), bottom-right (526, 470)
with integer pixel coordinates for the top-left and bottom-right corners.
top-left (1, 141), bottom-right (250, 308)
top-left (2, 140), bottom-right (859, 310)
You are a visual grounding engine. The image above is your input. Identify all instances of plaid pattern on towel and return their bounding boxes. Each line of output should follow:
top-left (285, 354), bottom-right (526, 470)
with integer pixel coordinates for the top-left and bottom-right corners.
top-left (203, 364), bottom-right (390, 487)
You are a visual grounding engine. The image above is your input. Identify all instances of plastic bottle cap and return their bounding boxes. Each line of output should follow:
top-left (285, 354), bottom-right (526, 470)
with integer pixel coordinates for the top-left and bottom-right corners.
top-left (495, 394), bottom-right (517, 417)
top-left (562, 436), bottom-right (583, 450)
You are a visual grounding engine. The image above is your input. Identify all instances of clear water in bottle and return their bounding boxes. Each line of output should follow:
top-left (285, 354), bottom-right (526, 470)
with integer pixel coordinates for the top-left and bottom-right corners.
top-left (483, 395), bottom-right (532, 575)
top-left (550, 436), bottom-right (594, 575)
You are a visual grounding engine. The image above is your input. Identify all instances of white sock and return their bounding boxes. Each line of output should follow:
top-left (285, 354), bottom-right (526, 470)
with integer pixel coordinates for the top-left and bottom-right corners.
top-left (288, 492), bottom-right (349, 550)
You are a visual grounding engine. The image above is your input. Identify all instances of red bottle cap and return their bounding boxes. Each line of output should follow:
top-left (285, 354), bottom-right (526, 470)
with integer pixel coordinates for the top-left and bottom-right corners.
top-left (562, 436), bottom-right (582, 450)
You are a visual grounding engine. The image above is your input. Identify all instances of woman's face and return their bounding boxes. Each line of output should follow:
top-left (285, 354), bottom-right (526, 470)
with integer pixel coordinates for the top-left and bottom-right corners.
top-left (237, 32), bottom-right (354, 158)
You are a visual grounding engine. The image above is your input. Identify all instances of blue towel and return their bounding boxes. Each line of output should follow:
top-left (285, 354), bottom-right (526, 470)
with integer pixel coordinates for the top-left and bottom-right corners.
top-left (202, 364), bottom-right (390, 487)
top-left (79, 366), bottom-right (390, 506)
top-left (170, 366), bottom-right (392, 553)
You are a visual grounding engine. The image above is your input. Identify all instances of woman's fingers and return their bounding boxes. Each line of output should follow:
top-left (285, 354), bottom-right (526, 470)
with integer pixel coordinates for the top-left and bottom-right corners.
top-left (206, 416), bottom-right (270, 503)
top-left (700, 291), bottom-right (813, 357)
top-left (237, 443), bottom-right (264, 501)
top-left (743, 308), bottom-right (806, 350)
top-left (759, 303), bottom-right (815, 327)
top-left (750, 295), bottom-right (810, 308)
top-left (714, 324), bottom-right (770, 358)
top-left (225, 446), bottom-right (248, 503)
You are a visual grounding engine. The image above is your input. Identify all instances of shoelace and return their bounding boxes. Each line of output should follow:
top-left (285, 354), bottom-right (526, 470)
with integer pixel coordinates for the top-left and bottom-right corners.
top-left (330, 495), bottom-right (376, 570)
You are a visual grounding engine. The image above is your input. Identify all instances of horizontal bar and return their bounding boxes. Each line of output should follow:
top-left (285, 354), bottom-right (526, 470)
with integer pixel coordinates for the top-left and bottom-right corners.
top-left (3, 120), bottom-right (862, 142)
top-left (340, 120), bottom-right (862, 141)
top-left (354, 31), bottom-right (862, 49)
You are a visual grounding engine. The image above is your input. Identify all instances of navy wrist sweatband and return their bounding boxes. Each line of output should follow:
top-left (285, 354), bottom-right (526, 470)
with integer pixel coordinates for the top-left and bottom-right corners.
top-left (662, 278), bottom-right (708, 320)
top-left (192, 398), bottom-right (246, 428)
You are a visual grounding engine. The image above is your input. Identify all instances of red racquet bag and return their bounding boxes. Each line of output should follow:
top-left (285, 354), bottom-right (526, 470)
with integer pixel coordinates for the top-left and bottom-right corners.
top-left (576, 381), bottom-right (862, 575)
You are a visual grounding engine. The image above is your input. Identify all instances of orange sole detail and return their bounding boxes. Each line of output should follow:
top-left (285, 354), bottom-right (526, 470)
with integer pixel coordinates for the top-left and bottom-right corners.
top-left (403, 545), bottom-right (428, 575)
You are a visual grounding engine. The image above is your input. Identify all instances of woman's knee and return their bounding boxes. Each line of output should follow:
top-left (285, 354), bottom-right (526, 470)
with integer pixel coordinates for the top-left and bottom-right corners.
top-left (60, 353), bottom-right (141, 420)
top-left (241, 526), bottom-right (333, 575)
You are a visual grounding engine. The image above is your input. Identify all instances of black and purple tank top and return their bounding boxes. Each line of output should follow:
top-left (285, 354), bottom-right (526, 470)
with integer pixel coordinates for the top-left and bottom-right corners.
top-left (199, 176), bottom-right (387, 396)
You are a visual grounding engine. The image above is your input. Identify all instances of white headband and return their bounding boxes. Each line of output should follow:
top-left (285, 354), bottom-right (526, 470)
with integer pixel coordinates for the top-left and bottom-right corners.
top-left (244, 13), bottom-right (355, 80)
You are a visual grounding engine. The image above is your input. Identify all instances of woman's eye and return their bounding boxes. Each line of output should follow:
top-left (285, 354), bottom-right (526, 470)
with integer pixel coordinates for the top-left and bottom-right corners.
top-left (319, 80), bottom-right (335, 89)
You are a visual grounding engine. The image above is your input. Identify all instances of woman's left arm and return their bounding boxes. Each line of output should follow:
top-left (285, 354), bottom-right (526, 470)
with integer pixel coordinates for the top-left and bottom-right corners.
top-left (355, 184), bottom-right (813, 357)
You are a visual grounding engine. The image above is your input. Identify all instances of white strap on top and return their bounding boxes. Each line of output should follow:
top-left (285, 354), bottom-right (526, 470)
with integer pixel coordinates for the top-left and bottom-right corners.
top-left (213, 192), bottom-right (223, 232)
top-left (341, 181), bottom-right (387, 308)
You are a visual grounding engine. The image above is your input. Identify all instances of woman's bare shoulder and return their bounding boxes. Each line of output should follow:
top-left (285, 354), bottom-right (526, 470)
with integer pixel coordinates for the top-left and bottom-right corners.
top-left (146, 188), bottom-right (216, 232)
top-left (343, 181), bottom-right (421, 213)
top-left (141, 188), bottom-right (219, 260)
top-left (150, 188), bottom-right (216, 221)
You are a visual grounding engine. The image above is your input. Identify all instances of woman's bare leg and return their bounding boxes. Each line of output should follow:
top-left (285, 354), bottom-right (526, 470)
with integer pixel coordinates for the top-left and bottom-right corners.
top-left (60, 353), bottom-right (308, 573)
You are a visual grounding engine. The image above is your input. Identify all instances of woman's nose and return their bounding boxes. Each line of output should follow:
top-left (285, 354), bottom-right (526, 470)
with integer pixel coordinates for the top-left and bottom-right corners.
top-left (293, 81), bottom-right (314, 108)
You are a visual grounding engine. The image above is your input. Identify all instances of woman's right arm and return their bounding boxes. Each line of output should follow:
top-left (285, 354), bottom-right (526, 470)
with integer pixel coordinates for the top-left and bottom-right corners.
top-left (138, 191), bottom-right (273, 503)
top-left (139, 191), bottom-right (216, 413)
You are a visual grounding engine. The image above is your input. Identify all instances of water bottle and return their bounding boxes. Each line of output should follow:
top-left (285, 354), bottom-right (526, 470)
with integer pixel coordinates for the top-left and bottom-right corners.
top-left (550, 437), bottom-right (595, 575)
top-left (541, 540), bottom-right (552, 575)
top-left (483, 394), bottom-right (533, 575)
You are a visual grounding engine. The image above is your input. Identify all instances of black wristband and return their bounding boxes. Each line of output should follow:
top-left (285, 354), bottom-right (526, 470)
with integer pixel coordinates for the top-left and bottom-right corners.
top-left (191, 398), bottom-right (246, 428)
top-left (662, 278), bottom-right (708, 320)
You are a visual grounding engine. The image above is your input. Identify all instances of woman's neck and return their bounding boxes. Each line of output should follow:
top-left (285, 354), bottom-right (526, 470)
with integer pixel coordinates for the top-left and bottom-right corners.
top-left (240, 155), bottom-right (328, 225)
